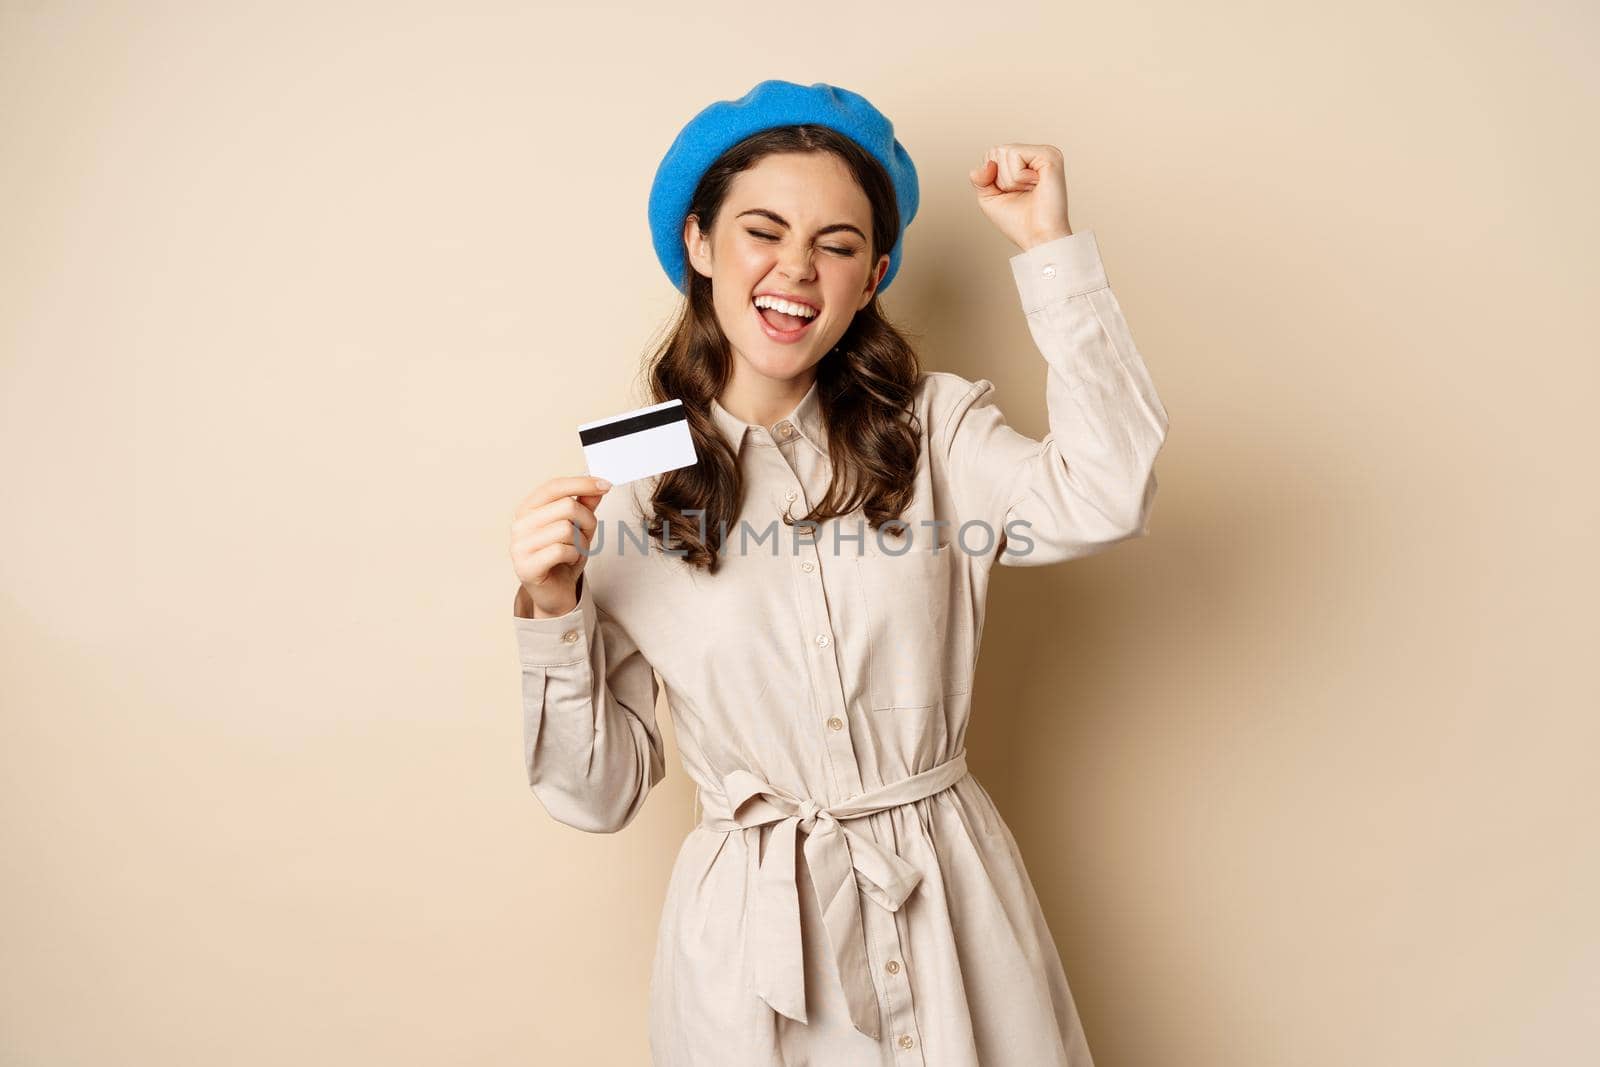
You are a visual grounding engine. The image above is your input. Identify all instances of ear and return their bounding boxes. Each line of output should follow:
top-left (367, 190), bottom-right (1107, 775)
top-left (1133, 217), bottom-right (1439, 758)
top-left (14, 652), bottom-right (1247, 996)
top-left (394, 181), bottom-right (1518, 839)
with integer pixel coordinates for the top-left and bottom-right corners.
top-left (857, 252), bottom-right (890, 310)
top-left (683, 214), bottom-right (714, 281)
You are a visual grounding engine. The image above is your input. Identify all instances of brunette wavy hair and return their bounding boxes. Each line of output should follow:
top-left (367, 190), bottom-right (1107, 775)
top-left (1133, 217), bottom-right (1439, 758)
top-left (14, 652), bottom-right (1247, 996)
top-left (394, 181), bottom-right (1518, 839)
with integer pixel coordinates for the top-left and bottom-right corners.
top-left (635, 124), bottom-right (926, 574)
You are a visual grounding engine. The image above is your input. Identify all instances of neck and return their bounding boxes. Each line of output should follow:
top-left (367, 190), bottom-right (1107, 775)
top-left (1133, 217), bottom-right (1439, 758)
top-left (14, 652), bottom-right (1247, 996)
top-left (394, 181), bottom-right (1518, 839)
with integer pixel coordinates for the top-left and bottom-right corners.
top-left (719, 368), bottom-right (816, 427)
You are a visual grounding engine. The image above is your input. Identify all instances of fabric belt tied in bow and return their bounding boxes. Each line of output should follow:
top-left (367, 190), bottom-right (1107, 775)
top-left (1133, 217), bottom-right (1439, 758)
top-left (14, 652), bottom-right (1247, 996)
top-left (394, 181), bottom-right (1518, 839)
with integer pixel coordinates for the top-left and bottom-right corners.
top-left (695, 749), bottom-right (971, 1041)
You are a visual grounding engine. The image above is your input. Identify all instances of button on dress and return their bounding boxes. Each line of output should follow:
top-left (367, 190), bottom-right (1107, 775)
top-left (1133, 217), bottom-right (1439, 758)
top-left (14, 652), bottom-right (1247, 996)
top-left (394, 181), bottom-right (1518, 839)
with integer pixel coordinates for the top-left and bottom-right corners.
top-left (514, 230), bottom-right (1169, 1065)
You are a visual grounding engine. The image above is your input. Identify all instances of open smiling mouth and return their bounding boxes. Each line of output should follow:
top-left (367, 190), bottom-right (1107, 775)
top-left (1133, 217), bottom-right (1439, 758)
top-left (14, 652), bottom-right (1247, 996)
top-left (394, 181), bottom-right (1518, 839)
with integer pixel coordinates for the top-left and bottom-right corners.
top-left (752, 297), bottom-right (818, 342)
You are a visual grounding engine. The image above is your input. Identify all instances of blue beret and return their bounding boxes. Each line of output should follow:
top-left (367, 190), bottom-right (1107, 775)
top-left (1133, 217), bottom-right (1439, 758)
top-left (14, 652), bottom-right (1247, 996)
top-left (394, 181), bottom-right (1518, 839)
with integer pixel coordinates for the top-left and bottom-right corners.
top-left (647, 79), bottom-right (920, 295)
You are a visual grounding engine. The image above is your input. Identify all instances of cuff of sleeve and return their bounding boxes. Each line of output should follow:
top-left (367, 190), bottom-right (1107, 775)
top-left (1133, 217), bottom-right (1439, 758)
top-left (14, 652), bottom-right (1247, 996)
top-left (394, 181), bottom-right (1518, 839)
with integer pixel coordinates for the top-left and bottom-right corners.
top-left (513, 575), bottom-right (598, 666)
top-left (1009, 230), bottom-right (1108, 314)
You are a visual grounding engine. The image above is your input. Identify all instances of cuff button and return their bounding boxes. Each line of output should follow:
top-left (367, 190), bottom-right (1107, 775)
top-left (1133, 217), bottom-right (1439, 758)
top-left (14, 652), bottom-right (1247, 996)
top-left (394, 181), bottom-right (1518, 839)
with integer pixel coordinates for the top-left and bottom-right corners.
top-left (1041, 264), bottom-right (1057, 279)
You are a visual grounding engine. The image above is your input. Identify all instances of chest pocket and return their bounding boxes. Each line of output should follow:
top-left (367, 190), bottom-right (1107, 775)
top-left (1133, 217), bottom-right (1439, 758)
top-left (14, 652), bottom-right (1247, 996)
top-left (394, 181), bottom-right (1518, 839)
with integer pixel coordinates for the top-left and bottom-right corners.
top-left (853, 533), bottom-right (971, 711)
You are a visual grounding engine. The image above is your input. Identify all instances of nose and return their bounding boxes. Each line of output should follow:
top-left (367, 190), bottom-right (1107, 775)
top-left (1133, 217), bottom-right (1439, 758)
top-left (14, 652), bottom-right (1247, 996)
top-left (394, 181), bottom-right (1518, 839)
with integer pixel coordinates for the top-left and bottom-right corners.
top-left (776, 243), bottom-right (816, 283)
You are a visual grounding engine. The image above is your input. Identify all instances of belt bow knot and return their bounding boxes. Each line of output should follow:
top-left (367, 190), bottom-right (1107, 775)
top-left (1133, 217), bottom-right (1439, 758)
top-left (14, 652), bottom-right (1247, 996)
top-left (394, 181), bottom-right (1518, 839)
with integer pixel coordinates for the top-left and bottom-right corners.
top-left (696, 750), bottom-right (971, 1041)
top-left (795, 797), bottom-right (821, 831)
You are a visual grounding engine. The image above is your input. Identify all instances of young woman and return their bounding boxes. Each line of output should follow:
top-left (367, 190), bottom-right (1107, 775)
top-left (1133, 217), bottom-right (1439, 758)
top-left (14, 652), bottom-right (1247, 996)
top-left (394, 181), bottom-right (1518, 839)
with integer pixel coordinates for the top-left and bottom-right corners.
top-left (508, 80), bottom-right (1168, 1066)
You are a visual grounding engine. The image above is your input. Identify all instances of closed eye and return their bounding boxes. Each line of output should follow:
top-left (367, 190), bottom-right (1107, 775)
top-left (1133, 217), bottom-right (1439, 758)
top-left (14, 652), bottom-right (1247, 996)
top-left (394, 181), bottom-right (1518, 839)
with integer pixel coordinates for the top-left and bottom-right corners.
top-left (746, 229), bottom-right (857, 257)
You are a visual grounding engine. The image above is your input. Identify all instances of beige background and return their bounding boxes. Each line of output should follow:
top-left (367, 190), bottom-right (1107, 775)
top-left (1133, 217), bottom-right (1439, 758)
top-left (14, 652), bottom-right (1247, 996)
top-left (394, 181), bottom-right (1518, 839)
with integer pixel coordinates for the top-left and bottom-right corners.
top-left (3, 1), bottom-right (1596, 1063)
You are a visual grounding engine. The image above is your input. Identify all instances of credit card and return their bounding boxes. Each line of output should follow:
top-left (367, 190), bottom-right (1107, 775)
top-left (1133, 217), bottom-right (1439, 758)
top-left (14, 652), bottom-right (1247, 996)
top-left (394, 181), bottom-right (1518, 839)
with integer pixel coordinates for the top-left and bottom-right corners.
top-left (578, 398), bottom-right (699, 486)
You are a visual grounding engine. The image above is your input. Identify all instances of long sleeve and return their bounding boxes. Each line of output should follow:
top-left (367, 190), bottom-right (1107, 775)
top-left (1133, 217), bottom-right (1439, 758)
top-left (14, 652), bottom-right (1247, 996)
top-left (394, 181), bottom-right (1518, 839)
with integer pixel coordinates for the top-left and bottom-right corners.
top-left (513, 572), bottom-right (666, 834)
top-left (934, 229), bottom-right (1169, 567)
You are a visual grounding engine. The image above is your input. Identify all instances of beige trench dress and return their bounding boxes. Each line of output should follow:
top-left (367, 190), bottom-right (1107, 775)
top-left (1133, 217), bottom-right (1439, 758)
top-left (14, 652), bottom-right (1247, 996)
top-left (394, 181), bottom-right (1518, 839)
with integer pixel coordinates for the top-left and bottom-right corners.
top-left (514, 230), bottom-right (1169, 1065)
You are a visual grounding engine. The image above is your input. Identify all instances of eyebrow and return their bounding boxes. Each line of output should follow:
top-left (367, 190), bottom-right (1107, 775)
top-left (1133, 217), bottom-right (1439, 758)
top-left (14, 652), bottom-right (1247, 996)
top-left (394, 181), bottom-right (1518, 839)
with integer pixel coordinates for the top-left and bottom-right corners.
top-left (736, 208), bottom-right (867, 242)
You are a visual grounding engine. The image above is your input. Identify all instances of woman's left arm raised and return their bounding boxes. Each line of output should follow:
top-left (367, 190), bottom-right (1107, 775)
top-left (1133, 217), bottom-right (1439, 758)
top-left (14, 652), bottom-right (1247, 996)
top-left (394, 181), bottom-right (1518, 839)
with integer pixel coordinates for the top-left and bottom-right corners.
top-left (936, 143), bottom-right (1170, 566)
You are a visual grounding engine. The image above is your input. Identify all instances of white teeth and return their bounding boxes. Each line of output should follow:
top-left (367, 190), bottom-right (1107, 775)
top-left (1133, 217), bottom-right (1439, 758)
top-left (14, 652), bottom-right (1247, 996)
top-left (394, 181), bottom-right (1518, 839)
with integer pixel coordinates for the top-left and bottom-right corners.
top-left (753, 295), bottom-right (818, 319)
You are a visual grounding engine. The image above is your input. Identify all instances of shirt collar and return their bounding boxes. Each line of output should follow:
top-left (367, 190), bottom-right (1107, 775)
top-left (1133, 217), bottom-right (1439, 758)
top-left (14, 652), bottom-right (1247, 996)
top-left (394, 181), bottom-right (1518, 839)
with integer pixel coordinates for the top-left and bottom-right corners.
top-left (708, 378), bottom-right (828, 459)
